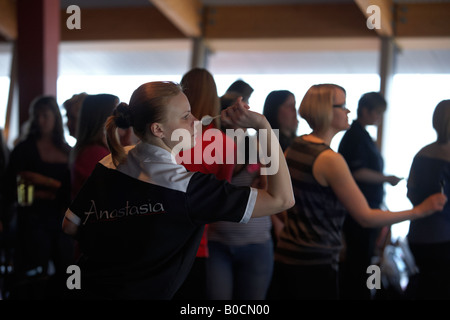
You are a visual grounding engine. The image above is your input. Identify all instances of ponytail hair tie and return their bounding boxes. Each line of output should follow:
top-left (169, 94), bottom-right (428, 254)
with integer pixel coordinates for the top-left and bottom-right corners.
top-left (114, 102), bottom-right (133, 129)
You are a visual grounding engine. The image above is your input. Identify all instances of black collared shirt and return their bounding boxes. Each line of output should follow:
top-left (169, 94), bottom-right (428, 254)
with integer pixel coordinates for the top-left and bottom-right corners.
top-left (66, 143), bottom-right (256, 299)
top-left (338, 120), bottom-right (384, 207)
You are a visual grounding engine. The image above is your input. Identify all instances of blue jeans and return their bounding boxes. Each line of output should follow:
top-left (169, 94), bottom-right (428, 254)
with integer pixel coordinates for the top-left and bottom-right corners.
top-left (206, 240), bottom-right (274, 300)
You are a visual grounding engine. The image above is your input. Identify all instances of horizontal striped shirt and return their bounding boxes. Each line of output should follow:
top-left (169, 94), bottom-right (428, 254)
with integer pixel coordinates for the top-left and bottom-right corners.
top-left (275, 136), bottom-right (347, 268)
top-left (208, 165), bottom-right (272, 246)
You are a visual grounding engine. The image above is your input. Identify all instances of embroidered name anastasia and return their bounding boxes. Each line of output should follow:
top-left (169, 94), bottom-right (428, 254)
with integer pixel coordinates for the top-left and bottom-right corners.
top-left (83, 199), bottom-right (166, 225)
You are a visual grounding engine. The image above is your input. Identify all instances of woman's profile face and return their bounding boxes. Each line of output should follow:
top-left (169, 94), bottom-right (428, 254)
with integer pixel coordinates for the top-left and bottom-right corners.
top-left (330, 88), bottom-right (350, 132)
top-left (161, 92), bottom-right (199, 150)
top-left (277, 94), bottom-right (298, 136)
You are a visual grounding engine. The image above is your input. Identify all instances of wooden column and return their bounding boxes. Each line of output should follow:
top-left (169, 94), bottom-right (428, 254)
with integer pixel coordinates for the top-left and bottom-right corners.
top-left (377, 36), bottom-right (397, 150)
top-left (4, 42), bottom-right (18, 147)
top-left (16, 0), bottom-right (60, 130)
top-left (190, 37), bottom-right (210, 69)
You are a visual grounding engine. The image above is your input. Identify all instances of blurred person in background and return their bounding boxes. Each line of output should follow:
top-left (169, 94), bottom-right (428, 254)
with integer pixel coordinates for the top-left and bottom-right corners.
top-left (174, 68), bottom-right (236, 299)
top-left (263, 90), bottom-right (298, 152)
top-left (63, 92), bottom-right (88, 138)
top-left (2, 96), bottom-right (73, 298)
top-left (271, 84), bottom-right (447, 299)
top-left (338, 92), bottom-right (402, 300)
top-left (70, 94), bottom-right (119, 199)
top-left (224, 80), bottom-right (254, 104)
top-left (406, 99), bottom-right (450, 299)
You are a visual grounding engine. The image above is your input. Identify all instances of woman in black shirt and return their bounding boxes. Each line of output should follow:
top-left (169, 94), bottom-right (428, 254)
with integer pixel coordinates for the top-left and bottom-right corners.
top-left (62, 81), bottom-right (294, 299)
top-left (3, 96), bottom-right (73, 295)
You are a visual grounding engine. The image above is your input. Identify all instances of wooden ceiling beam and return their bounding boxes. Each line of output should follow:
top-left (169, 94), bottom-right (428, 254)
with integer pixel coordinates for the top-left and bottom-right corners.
top-left (57, 3), bottom-right (450, 43)
top-left (354, 0), bottom-right (394, 37)
top-left (60, 7), bottom-right (185, 41)
top-left (395, 3), bottom-right (450, 37)
top-left (206, 37), bottom-right (380, 53)
top-left (149, 0), bottom-right (202, 38)
top-left (204, 3), bottom-right (375, 39)
top-left (0, 0), bottom-right (17, 40)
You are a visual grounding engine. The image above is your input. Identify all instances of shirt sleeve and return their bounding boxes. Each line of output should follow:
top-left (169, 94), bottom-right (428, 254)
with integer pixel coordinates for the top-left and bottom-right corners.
top-left (186, 172), bottom-right (257, 226)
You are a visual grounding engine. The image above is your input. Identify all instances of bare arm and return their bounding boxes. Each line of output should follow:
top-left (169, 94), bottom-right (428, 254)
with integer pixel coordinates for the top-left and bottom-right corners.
top-left (221, 99), bottom-right (295, 218)
top-left (62, 209), bottom-right (78, 236)
top-left (315, 150), bottom-right (447, 228)
top-left (251, 133), bottom-right (294, 217)
top-left (352, 168), bottom-right (402, 186)
top-left (19, 171), bottom-right (62, 200)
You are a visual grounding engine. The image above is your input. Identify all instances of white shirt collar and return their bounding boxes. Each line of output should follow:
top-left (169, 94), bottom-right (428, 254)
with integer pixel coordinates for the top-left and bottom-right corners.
top-left (134, 142), bottom-right (178, 165)
top-left (100, 142), bottom-right (194, 193)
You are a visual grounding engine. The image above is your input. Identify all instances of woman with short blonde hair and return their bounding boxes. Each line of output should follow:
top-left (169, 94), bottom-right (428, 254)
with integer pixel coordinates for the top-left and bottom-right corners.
top-left (299, 84), bottom-right (346, 134)
top-left (271, 84), bottom-right (447, 299)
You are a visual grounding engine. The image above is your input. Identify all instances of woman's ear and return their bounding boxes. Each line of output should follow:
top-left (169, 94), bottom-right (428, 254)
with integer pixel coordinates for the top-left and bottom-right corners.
top-left (150, 123), bottom-right (165, 138)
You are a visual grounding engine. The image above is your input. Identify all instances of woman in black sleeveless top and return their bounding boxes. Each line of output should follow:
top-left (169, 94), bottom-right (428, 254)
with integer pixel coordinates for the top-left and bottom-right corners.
top-left (271, 84), bottom-right (447, 300)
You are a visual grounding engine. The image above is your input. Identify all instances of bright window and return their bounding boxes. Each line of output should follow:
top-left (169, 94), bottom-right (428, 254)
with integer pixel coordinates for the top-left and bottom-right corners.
top-left (3, 72), bottom-right (448, 242)
top-left (0, 76), bottom-right (9, 129)
top-left (383, 74), bottom-right (450, 239)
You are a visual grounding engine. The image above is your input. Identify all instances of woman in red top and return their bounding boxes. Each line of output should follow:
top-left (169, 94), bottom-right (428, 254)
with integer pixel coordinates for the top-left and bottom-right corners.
top-left (174, 68), bottom-right (236, 299)
top-left (70, 94), bottom-right (119, 199)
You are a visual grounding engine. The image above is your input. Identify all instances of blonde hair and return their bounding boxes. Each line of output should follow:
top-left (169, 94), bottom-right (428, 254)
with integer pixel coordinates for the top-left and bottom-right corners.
top-left (180, 68), bottom-right (220, 128)
top-left (433, 99), bottom-right (450, 144)
top-left (299, 84), bottom-right (346, 133)
top-left (105, 81), bottom-right (182, 166)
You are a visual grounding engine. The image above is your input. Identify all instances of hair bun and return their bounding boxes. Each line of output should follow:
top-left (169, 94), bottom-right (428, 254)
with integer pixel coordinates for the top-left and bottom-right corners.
top-left (114, 102), bottom-right (133, 129)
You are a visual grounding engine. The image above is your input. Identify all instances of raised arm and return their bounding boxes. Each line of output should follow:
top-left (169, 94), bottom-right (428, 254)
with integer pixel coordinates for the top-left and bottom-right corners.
top-left (220, 98), bottom-right (295, 218)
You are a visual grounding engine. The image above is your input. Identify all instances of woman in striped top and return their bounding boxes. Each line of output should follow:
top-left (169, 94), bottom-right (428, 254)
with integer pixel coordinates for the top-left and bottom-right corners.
top-left (271, 84), bottom-right (447, 300)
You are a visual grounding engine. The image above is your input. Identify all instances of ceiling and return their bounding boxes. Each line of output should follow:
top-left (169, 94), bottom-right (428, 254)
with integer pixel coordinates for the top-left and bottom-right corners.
top-left (0, 0), bottom-right (449, 76)
top-left (58, 0), bottom-right (356, 8)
